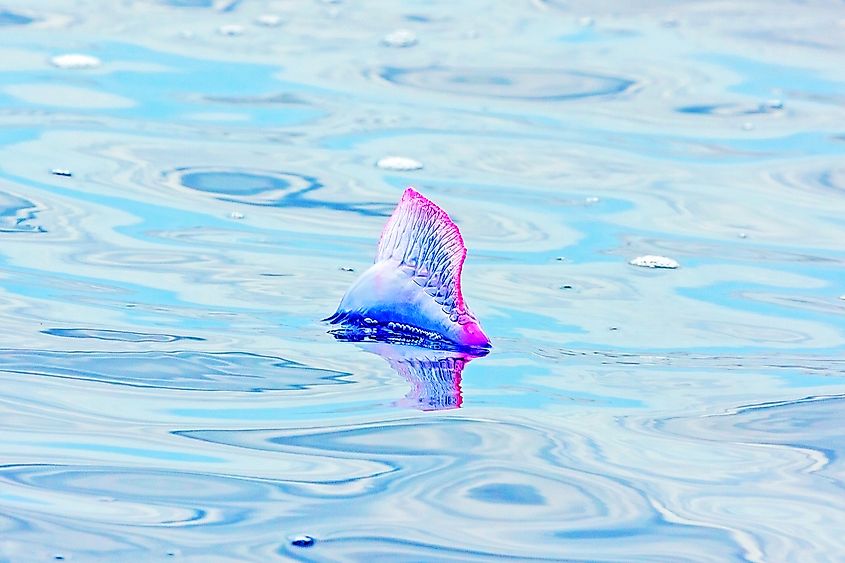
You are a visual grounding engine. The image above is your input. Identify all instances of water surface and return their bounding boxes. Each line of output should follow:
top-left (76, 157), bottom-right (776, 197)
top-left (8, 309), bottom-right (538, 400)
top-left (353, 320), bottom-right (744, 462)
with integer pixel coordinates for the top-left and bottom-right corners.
top-left (1, 0), bottom-right (844, 560)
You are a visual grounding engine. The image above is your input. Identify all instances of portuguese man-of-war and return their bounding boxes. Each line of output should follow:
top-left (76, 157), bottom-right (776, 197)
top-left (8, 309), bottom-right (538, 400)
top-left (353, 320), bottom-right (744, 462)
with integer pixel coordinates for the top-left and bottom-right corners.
top-left (326, 187), bottom-right (491, 352)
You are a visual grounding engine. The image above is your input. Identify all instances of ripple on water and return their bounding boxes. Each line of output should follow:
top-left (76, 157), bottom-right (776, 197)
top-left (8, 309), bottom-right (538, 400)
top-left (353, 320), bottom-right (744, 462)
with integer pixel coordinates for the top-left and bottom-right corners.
top-left (41, 328), bottom-right (205, 343)
top-left (533, 347), bottom-right (845, 375)
top-left (768, 165), bottom-right (845, 196)
top-left (176, 167), bottom-right (312, 204)
top-left (202, 93), bottom-right (309, 105)
top-left (0, 9), bottom-right (35, 26)
top-left (0, 350), bottom-right (350, 392)
top-left (618, 235), bottom-right (845, 265)
top-left (182, 418), bottom-right (740, 560)
top-left (160, 0), bottom-right (213, 7)
top-left (649, 395), bottom-right (845, 556)
top-left (677, 101), bottom-right (784, 116)
top-left (166, 167), bottom-right (392, 216)
top-left (2, 465), bottom-right (263, 504)
top-left (430, 467), bottom-right (608, 523)
top-left (0, 190), bottom-right (45, 233)
top-left (0, 463), bottom-right (283, 557)
top-left (734, 291), bottom-right (845, 318)
top-left (377, 66), bottom-right (635, 100)
top-left (666, 394), bottom-right (845, 468)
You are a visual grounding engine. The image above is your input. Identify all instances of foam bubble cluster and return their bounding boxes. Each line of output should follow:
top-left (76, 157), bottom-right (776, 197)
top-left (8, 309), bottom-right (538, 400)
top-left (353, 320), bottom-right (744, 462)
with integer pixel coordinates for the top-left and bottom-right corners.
top-left (629, 255), bottom-right (680, 269)
top-left (49, 53), bottom-right (101, 69)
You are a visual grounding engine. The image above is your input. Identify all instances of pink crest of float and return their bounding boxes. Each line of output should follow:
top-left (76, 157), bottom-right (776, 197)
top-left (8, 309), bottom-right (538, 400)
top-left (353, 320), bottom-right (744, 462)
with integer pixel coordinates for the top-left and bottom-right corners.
top-left (376, 187), bottom-right (468, 315)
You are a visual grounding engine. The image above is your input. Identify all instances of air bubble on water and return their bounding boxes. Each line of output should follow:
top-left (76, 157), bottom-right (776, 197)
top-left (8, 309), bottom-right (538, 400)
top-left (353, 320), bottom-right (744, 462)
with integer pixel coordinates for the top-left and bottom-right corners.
top-left (584, 196), bottom-right (600, 204)
top-left (290, 534), bottom-right (315, 548)
top-left (229, 211), bottom-right (245, 219)
top-left (738, 232), bottom-right (748, 239)
top-left (629, 255), bottom-right (680, 269)
top-left (256, 14), bottom-right (282, 27)
top-left (376, 156), bottom-right (423, 171)
top-left (339, 266), bottom-right (355, 272)
top-left (840, 295), bottom-right (845, 300)
top-left (560, 284), bottom-right (573, 290)
top-left (382, 29), bottom-right (418, 47)
top-left (218, 24), bottom-right (244, 36)
top-left (51, 168), bottom-right (73, 177)
top-left (49, 53), bottom-right (101, 69)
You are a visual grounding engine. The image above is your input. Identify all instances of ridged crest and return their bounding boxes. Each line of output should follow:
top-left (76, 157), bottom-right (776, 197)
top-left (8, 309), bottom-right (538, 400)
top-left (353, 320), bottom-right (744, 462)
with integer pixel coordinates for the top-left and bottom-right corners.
top-left (375, 188), bottom-right (469, 320)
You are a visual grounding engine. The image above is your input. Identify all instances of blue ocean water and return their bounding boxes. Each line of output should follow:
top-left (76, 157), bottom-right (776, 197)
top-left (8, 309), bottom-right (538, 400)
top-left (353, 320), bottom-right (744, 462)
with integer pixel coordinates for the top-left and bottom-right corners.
top-left (1, 1), bottom-right (844, 560)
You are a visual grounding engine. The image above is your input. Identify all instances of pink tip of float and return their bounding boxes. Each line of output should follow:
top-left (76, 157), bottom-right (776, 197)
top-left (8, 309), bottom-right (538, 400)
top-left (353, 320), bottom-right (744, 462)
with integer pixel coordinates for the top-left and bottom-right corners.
top-left (459, 320), bottom-right (491, 349)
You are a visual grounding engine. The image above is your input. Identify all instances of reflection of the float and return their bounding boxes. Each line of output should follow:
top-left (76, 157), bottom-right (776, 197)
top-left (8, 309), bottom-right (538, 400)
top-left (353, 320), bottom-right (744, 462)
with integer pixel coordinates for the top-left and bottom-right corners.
top-left (354, 342), bottom-right (488, 411)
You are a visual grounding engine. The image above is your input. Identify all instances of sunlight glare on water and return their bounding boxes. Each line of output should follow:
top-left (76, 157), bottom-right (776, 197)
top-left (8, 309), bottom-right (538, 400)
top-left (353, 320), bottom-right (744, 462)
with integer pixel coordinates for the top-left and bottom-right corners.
top-left (1, 0), bottom-right (844, 560)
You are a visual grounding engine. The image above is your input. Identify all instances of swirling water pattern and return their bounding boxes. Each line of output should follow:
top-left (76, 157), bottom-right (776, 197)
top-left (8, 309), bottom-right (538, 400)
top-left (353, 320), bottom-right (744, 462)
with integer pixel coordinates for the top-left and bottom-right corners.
top-left (1, 0), bottom-right (844, 560)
